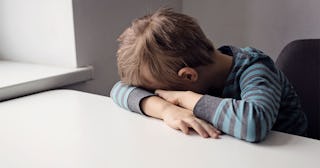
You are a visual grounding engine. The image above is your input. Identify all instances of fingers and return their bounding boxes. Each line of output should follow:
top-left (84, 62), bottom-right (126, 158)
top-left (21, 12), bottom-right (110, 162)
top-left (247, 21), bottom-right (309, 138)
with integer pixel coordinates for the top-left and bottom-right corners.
top-left (154, 89), bottom-right (164, 95)
top-left (196, 119), bottom-right (221, 139)
top-left (178, 120), bottom-right (189, 135)
top-left (155, 90), bottom-right (179, 105)
top-left (179, 118), bottom-right (221, 139)
top-left (162, 104), bottom-right (220, 139)
top-left (155, 89), bottom-right (168, 99)
top-left (185, 119), bottom-right (209, 138)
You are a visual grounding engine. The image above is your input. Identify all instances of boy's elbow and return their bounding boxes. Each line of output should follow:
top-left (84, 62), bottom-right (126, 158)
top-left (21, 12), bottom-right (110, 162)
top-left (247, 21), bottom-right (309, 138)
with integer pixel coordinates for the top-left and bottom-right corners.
top-left (244, 116), bottom-right (269, 143)
top-left (245, 129), bottom-right (268, 143)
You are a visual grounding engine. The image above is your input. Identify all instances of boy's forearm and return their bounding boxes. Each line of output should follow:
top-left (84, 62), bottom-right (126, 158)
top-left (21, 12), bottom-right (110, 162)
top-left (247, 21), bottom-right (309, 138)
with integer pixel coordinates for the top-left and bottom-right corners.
top-left (110, 81), bottom-right (156, 115)
top-left (140, 96), bottom-right (173, 120)
top-left (155, 90), bottom-right (203, 111)
top-left (179, 91), bottom-right (203, 111)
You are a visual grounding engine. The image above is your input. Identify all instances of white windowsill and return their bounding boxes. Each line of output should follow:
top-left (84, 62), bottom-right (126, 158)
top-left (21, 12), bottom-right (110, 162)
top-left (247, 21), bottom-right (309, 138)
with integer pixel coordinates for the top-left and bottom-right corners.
top-left (0, 60), bottom-right (93, 101)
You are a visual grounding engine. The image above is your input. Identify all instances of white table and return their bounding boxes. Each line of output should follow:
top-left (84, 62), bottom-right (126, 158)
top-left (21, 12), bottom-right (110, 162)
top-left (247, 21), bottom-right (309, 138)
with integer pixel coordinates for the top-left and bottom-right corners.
top-left (0, 90), bottom-right (319, 168)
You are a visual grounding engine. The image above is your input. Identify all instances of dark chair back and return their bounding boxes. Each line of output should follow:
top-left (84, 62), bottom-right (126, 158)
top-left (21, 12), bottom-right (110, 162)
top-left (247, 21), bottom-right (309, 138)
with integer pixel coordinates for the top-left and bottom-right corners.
top-left (276, 39), bottom-right (320, 139)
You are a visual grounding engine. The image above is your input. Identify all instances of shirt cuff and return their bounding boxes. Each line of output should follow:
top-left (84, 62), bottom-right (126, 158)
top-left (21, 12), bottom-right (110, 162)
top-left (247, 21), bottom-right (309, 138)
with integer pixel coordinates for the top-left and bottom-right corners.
top-left (127, 87), bottom-right (155, 116)
top-left (193, 95), bottom-right (223, 123)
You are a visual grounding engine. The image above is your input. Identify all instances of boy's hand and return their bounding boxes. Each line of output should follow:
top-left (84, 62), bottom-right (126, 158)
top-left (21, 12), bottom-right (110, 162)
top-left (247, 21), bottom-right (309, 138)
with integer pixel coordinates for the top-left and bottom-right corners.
top-left (161, 104), bottom-right (221, 138)
top-left (155, 90), bottom-right (203, 111)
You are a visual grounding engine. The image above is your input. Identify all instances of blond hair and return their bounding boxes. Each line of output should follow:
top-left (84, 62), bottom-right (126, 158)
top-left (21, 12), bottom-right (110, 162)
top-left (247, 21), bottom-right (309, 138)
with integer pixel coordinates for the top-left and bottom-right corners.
top-left (117, 8), bottom-right (215, 89)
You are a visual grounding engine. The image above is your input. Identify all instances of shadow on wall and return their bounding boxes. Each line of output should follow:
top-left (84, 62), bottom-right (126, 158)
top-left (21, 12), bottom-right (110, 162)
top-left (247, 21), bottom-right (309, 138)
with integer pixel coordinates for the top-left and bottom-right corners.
top-left (66, 0), bottom-right (182, 96)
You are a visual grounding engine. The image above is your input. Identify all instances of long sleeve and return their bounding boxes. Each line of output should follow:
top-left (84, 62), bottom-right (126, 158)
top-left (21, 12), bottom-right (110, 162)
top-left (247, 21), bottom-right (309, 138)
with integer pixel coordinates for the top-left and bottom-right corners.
top-left (194, 63), bottom-right (281, 142)
top-left (110, 81), bottom-right (154, 115)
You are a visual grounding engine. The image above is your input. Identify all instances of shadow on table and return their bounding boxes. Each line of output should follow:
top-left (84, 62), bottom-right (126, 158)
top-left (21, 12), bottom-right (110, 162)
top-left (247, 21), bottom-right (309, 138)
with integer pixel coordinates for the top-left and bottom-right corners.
top-left (257, 132), bottom-right (298, 147)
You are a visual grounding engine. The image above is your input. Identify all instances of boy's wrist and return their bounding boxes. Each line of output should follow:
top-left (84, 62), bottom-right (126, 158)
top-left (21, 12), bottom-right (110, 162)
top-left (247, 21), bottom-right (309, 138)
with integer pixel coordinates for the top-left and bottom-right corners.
top-left (180, 91), bottom-right (203, 111)
top-left (141, 95), bottom-right (174, 120)
top-left (160, 99), bottom-right (187, 120)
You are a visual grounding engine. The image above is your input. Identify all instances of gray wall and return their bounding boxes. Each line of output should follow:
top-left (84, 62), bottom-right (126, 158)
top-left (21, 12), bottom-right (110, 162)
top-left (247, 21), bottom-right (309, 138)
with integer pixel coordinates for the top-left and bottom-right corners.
top-left (68, 0), bottom-right (320, 96)
top-left (183, 0), bottom-right (320, 60)
top-left (67, 0), bottom-right (182, 96)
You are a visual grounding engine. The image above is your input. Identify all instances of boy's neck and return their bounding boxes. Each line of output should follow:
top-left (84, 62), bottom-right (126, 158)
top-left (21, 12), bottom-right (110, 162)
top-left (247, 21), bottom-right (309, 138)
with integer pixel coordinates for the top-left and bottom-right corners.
top-left (204, 51), bottom-right (234, 90)
top-left (183, 50), bottom-right (233, 95)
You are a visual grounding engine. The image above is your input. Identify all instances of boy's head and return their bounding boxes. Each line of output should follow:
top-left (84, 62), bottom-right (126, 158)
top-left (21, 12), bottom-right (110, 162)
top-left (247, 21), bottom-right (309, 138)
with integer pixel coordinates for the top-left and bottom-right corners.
top-left (117, 8), bottom-right (215, 91)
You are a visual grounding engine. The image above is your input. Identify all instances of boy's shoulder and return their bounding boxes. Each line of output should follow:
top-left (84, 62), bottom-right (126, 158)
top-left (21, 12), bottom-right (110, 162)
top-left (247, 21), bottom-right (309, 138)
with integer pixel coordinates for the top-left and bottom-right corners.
top-left (219, 45), bottom-right (270, 60)
top-left (241, 46), bottom-right (277, 72)
top-left (238, 46), bottom-right (273, 64)
top-left (220, 45), bottom-right (277, 73)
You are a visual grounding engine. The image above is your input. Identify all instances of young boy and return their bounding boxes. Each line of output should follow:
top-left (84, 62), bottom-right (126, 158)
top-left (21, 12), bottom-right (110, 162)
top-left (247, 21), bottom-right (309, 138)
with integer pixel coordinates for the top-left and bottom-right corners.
top-left (110, 8), bottom-right (307, 142)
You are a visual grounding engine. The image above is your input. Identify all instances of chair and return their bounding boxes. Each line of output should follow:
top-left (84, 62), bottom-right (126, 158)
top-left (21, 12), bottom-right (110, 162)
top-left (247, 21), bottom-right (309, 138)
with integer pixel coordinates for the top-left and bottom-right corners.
top-left (276, 39), bottom-right (320, 140)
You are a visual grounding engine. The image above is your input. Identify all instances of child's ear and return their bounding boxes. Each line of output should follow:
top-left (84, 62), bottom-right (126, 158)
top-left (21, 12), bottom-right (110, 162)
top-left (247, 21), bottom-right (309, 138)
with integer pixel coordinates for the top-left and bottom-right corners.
top-left (178, 67), bottom-right (198, 82)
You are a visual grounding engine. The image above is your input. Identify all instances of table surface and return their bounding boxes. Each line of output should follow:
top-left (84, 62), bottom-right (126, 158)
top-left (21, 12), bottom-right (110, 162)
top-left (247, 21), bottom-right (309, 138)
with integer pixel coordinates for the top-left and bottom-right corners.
top-left (0, 90), bottom-right (319, 168)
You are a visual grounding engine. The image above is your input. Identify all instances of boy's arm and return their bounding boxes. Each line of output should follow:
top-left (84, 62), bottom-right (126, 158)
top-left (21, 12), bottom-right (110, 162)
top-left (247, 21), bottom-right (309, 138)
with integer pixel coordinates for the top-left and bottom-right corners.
top-left (157, 63), bottom-right (281, 142)
top-left (141, 96), bottom-right (220, 138)
top-left (110, 81), bottom-right (154, 115)
top-left (110, 81), bottom-right (220, 138)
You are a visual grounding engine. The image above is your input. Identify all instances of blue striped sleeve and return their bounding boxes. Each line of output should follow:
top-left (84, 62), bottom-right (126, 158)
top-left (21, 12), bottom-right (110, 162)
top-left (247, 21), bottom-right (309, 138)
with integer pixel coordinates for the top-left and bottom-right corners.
top-left (194, 63), bottom-right (281, 142)
top-left (110, 81), bottom-right (154, 115)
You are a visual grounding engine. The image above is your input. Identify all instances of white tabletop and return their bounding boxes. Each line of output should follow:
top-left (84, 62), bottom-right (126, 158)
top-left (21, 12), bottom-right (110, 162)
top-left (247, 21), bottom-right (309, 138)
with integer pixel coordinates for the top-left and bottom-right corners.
top-left (0, 90), bottom-right (319, 168)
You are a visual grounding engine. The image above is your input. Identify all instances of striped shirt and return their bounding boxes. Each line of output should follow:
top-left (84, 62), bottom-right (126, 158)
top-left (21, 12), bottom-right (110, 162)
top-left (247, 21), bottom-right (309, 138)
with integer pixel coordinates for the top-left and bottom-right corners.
top-left (110, 45), bottom-right (308, 142)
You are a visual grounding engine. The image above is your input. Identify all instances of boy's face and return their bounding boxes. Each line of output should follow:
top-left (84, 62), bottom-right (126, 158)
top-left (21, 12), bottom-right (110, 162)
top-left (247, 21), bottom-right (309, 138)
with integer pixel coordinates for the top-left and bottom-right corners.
top-left (139, 64), bottom-right (204, 93)
top-left (139, 64), bottom-right (169, 91)
top-left (136, 51), bottom-right (233, 94)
